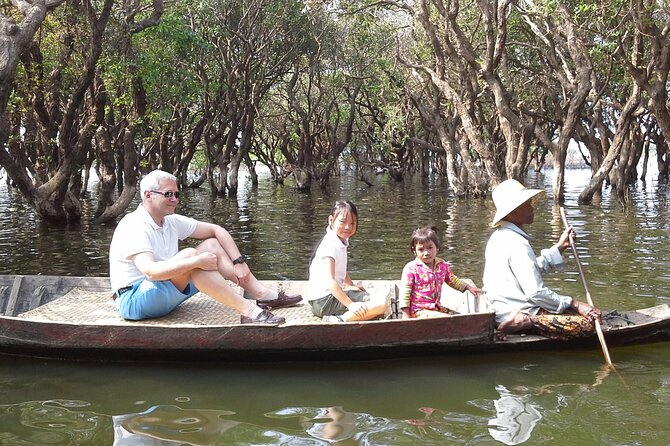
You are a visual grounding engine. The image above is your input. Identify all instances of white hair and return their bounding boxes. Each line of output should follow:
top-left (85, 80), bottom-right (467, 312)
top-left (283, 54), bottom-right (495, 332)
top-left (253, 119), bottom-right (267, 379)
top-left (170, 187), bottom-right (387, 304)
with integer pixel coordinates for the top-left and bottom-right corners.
top-left (139, 170), bottom-right (177, 197)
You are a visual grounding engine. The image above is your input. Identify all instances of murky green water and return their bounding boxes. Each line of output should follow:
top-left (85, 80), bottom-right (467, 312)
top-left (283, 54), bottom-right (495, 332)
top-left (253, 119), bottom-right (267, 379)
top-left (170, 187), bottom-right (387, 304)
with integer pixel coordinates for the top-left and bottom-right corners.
top-left (1, 169), bottom-right (670, 445)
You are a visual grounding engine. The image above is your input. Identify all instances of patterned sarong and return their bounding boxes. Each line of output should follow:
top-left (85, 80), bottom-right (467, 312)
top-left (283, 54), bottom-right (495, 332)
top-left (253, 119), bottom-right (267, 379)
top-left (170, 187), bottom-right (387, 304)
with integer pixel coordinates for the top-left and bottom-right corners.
top-left (532, 309), bottom-right (595, 339)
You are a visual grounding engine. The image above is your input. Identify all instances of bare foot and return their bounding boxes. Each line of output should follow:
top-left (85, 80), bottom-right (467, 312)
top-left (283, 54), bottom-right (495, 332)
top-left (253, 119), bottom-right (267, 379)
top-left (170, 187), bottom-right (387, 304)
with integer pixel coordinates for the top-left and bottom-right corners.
top-left (497, 319), bottom-right (511, 331)
top-left (497, 312), bottom-right (533, 336)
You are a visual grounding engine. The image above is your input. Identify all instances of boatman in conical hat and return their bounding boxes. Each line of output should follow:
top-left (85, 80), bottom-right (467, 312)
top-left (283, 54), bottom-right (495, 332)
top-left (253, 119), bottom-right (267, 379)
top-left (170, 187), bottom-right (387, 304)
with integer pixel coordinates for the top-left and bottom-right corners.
top-left (482, 179), bottom-right (601, 340)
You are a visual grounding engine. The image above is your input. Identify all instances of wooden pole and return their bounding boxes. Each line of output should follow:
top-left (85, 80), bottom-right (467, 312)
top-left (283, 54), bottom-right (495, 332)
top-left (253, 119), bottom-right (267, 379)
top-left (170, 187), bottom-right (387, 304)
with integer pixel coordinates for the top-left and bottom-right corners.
top-left (560, 207), bottom-right (614, 368)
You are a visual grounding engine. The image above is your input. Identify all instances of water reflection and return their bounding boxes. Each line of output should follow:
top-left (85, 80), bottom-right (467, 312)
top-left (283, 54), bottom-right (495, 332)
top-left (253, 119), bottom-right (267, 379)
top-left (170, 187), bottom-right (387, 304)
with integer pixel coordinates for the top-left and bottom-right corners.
top-left (0, 399), bottom-right (108, 444)
top-left (1, 352), bottom-right (670, 446)
top-left (111, 404), bottom-right (506, 445)
top-left (113, 405), bottom-right (240, 445)
top-left (302, 406), bottom-right (357, 444)
top-left (487, 385), bottom-right (542, 445)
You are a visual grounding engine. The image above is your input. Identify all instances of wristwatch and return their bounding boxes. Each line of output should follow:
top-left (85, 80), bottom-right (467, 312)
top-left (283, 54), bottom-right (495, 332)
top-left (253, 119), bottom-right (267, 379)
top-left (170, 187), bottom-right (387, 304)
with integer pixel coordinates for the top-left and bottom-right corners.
top-left (232, 255), bottom-right (246, 265)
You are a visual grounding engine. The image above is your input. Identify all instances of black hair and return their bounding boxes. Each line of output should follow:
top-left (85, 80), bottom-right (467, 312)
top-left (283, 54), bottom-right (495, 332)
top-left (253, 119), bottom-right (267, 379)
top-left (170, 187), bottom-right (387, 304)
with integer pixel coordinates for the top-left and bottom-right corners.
top-left (309, 200), bottom-right (359, 264)
top-left (329, 200), bottom-right (358, 227)
top-left (410, 225), bottom-right (441, 254)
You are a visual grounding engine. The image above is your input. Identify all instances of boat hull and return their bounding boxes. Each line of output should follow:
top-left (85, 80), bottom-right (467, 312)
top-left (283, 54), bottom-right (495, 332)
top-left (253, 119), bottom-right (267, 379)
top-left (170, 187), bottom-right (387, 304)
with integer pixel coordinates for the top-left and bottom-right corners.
top-left (0, 315), bottom-right (496, 361)
top-left (1, 275), bottom-right (669, 362)
top-left (0, 275), bottom-right (494, 361)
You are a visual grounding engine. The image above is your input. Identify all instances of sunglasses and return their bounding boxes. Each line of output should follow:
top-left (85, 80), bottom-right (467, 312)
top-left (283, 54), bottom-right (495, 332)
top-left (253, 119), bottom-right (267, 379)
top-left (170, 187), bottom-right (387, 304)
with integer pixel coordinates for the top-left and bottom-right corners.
top-left (149, 190), bottom-right (181, 199)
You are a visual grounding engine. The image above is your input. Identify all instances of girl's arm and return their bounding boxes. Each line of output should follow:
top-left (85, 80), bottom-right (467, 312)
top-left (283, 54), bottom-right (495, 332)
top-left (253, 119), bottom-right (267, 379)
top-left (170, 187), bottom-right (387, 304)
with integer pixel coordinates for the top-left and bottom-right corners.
top-left (399, 263), bottom-right (414, 318)
top-left (446, 267), bottom-right (483, 296)
top-left (324, 257), bottom-right (355, 307)
top-left (463, 282), bottom-right (483, 296)
top-left (447, 275), bottom-right (483, 296)
top-left (343, 273), bottom-right (365, 291)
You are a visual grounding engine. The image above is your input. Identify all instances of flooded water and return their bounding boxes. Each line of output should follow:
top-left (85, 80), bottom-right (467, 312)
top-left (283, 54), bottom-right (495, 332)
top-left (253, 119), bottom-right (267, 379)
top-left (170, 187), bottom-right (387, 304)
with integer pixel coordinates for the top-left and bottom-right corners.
top-left (1, 168), bottom-right (670, 445)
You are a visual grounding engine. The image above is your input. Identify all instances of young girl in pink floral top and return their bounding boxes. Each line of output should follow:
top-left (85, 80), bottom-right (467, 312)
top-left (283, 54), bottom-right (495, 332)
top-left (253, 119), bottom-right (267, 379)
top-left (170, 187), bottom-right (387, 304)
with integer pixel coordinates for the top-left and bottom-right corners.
top-left (400, 225), bottom-right (482, 318)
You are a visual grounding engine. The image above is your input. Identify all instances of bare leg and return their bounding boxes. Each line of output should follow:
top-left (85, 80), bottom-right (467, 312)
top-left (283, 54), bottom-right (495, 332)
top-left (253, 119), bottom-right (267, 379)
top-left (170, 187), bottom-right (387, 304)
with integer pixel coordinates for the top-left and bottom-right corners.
top-left (168, 246), bottom-right (259, 317)
top-left (340, 295), bottom-right (388, 322)
top-left (196, 238), bottom-right (272, 299)
top-left (190, 269), bottom-right (258, 315)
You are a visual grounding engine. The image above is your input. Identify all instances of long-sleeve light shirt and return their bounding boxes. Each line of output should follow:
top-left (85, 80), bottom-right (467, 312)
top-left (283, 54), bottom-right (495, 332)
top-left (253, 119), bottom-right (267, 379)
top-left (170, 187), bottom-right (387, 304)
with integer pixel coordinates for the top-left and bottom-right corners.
top-left (482, 221), bottom-right (573, 324)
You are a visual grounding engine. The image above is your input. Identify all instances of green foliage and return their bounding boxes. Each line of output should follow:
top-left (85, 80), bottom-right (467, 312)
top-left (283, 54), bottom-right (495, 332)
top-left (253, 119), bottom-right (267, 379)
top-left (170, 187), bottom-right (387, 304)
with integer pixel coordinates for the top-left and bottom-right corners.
top-left (190, 149), bottom-right (208, 170)
top-left (7, 0), bottom-right (663, 195)
top-left (132, 14), bottom-right (207, 109)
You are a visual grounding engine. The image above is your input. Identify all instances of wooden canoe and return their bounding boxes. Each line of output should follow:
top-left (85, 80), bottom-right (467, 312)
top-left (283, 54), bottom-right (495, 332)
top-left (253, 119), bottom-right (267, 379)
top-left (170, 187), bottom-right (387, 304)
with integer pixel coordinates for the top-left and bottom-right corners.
top-left (1, 274), bottom-right (669, 362)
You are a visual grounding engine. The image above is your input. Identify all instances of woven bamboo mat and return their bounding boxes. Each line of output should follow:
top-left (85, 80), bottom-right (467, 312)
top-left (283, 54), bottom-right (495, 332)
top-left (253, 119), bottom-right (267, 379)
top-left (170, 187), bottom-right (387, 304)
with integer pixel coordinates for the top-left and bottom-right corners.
top-left (17, 287), bottom-right (321, 326)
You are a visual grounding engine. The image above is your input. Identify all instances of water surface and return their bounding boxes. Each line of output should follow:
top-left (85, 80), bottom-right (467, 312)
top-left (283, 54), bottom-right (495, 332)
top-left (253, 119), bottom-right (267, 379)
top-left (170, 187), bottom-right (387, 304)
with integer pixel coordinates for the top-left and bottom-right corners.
top-left (1, 169), bottom-right (669, 445)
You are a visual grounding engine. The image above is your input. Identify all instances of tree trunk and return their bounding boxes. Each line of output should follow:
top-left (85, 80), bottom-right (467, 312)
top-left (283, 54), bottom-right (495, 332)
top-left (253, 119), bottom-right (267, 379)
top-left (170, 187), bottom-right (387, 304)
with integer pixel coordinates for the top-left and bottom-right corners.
top-left (93, 122), bottom-right (139, 224)
top-left (228, 108), bottom-right (255, 196)
top-left (94, 126), bottom-right (116, 219)
top-left (579, 86), bottom-right (640, 204)
top-left (0, 2), bottom-right (56, 209)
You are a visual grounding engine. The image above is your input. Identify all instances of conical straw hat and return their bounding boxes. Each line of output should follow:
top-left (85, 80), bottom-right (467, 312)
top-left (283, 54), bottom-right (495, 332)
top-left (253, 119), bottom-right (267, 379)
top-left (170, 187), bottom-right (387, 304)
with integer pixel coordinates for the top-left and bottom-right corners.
top-left (491, 179), bottom-right (545, 227)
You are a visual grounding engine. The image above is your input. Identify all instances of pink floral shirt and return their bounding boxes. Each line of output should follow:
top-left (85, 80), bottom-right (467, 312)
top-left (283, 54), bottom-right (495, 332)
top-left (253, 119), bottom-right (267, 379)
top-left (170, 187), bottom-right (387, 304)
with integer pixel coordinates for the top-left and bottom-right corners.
top-left (400, 258), bottom-right (466, 315)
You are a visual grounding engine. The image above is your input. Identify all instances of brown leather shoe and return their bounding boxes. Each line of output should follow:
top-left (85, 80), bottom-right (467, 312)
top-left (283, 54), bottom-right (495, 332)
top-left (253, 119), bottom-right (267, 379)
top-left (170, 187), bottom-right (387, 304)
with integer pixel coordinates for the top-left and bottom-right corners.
top-left (257, 291), bottom-right (302, 310)
top-left (240, 309), bottom-right (285, 325)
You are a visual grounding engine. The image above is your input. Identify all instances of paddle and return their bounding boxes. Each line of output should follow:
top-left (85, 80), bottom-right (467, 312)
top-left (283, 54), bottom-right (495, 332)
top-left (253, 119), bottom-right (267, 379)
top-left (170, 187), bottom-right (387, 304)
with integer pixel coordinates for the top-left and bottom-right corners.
top-left (559, 207), bottom-right (614, 368)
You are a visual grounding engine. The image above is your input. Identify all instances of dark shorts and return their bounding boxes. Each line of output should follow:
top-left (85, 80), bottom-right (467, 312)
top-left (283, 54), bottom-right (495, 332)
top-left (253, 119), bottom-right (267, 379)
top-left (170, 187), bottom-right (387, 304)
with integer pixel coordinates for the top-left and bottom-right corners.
top-left (308, 290), bottom-right (370, 318)
top-left (116, 279), bottom-right (199, 320)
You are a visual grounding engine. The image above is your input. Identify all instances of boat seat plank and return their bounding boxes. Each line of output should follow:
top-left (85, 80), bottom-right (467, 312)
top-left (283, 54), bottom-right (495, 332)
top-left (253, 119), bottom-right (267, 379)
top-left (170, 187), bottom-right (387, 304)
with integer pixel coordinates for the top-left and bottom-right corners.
top-left (0, 286), bottom-right (8, 315)
top-left (5, 275), bottom-right (24, 317)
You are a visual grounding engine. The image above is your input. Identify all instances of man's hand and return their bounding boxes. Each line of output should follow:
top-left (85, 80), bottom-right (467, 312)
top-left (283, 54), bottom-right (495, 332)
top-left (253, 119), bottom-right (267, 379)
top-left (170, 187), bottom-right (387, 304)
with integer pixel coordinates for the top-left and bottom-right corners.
top-left (196, 252), bottom-right (219, 271)
top-left (233, 262), bottom-right (252, 286)
top-left (556, 225), bottom-right (575, 253)
top-left (572, 300), bottom-right (602, 321)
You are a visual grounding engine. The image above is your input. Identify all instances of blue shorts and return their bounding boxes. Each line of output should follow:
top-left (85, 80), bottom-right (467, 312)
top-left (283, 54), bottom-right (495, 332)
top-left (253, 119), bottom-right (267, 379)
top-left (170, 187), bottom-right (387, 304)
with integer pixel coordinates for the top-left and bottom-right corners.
top-left (117, 279), bottom-right (199, 320)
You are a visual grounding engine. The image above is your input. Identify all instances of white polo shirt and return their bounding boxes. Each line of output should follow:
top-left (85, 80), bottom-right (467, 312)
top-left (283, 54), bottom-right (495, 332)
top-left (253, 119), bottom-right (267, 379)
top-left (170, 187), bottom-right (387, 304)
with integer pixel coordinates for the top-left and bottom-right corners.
top-left (109, 204), bottom-right (197, 292)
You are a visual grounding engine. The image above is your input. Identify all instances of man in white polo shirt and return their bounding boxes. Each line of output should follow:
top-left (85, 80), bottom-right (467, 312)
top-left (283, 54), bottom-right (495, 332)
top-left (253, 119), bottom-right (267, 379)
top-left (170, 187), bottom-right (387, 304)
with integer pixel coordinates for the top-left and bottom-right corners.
top-left (109, 169), bottom-right (301, 324)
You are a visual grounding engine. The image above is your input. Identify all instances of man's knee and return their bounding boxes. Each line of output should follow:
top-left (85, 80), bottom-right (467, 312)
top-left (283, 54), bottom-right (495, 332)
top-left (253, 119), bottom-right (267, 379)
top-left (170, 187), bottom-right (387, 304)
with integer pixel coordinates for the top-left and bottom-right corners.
top-left (196, 238), bottom-right (225, 256)
top-left (173, 247), bottom-right (199, 261)
top-left (181, 247), bottom-right (199, 257)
